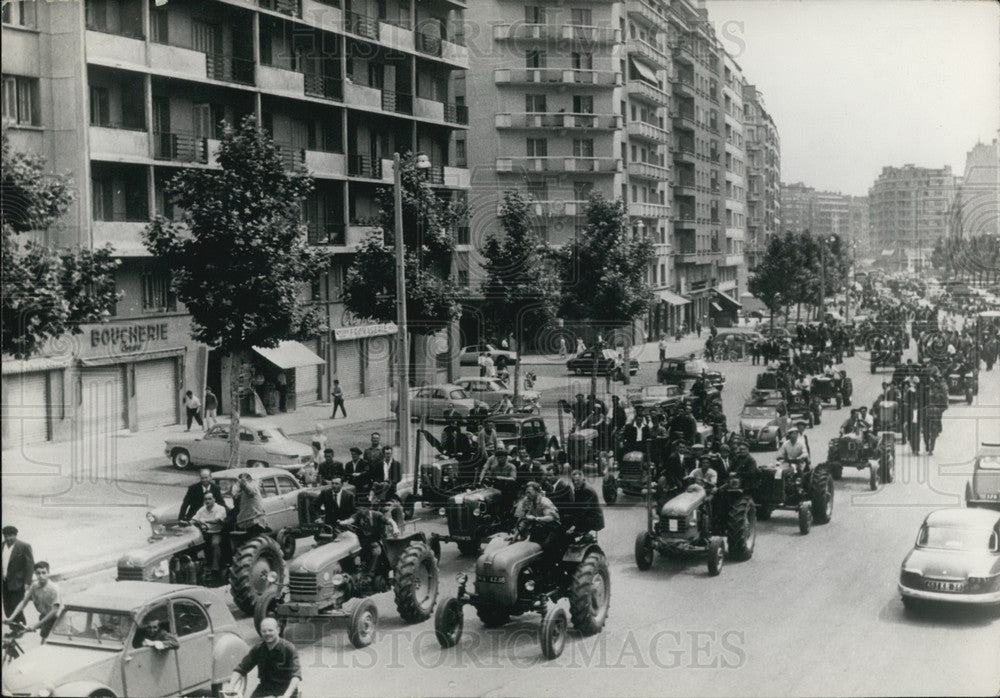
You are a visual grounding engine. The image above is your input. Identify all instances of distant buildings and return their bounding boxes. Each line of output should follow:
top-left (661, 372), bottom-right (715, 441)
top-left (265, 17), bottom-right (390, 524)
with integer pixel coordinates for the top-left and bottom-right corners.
top-left (742, 84), bottom-right (780, 272)
top-left (951, 138), bottom-right (1000, 240)
top-left (868, 165), bottom-right (956, 271)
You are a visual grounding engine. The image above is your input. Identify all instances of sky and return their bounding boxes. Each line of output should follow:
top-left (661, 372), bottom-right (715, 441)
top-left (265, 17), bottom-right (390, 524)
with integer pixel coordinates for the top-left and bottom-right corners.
top-left (704, 0), bottom-right (1000, 196)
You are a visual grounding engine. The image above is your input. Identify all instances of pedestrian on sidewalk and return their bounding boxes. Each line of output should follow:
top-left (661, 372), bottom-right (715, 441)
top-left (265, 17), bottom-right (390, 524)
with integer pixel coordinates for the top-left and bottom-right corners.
top-left (183, 390), bottom-right (204, 431)
top-left (1, 526), bottom-right (33, 625)
top-left (203, 388), bottom-right (218, 430)
top-left (576, 337), bottom-right (586, 356)
top-left (6, 561), bottom-right (60, 642)
top-left (695, 320), bottom-right (702, 338)
top-left (559, 337), bottom-right (568, 359)
top-left (331, 379), bottom-right (347, 418)
top-left (658, 334), bottom-right (667, 361)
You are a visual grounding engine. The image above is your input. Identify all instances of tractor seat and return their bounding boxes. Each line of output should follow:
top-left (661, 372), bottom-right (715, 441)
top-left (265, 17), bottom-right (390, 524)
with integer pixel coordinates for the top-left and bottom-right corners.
top-left (660, 484), bottom-right (706, 518)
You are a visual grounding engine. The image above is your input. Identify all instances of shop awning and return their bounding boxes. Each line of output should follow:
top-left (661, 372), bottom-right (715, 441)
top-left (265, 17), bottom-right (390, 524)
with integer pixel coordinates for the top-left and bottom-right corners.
top-left (2, 355), bottom-right (73, 375)
top-left (711, 302), bottom-right (724, 312)
top-left (79, 347), bottom-right (186, 368)
top-left (629, 57), bottom-right (658, 86)
top-left (713, 291), bottom-right (742, 309)
top-left (252, 341), bottom-right (324, 369)
top-left (658, 289), bottom-right (691, 306)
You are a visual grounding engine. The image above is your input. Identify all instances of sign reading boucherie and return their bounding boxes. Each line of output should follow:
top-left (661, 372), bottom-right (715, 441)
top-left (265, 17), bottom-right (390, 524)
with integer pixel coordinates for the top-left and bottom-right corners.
top-left (91, 323), bottom-right (169, 347)
top-left (333, 323), bottom-right (398, 340)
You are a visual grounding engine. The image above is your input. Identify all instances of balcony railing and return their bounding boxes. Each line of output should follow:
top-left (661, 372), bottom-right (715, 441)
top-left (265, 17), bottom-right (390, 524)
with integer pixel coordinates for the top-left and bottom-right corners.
top-left (348, 154), bottom-right (381, 178)
top-left (274, 144), bottom-right (304, 170)
top-left (425, 165), bottom-right (445, 184)
top-left (627, 80), bottom-right (669, 106)
top-left (207, 54), bottom-right (254, 85)
top-left (345, 11), bottom-right (379, 40)
top-left (382, 89), bottom-right (413, 114)
top-left (444, 103), bottom-right (469, 125)
top-left (628, 120), bottom-right (670, 143)
top-left (258, 0), bottom-right (300, 17)
top-left (153, 131), bottom-right (207, 163)
top-left (86, 17), bottom-right (144, 39)
top-left (416, 31), bottom-right (443, 56)
top-left (496, 68), bottom-right (621, 87)
top-left (304, 74), bottom-right (343, 101)
top-left (306, 223), bottom-right (347, 245)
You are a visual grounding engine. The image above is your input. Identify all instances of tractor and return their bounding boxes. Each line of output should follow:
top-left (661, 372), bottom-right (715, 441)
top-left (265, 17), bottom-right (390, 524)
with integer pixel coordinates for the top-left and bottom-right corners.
top-left (752, 456), bottom-right (834, 534)
top-left (823, 432), bottom-right (895, 491)
top-left (434, 522), bottom-right (610, 660)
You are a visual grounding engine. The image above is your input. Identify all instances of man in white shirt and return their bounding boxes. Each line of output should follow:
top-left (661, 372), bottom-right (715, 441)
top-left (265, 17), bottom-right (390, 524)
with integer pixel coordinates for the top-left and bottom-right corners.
top-left (776, 428), bottom-right (811, 474)
top-left (191, 494), bottom-right (227, 577)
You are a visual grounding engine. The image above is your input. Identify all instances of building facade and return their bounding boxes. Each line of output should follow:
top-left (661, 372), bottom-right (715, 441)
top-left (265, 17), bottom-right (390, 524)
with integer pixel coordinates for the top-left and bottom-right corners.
top-left (868, 164), bottom-right (956, 271)
top-left (742, 83), bottom-right (780, 272)
top-left (1, 0), bottom-right (469, 449)
top-left (951, 138), bottom-right (1000, 240)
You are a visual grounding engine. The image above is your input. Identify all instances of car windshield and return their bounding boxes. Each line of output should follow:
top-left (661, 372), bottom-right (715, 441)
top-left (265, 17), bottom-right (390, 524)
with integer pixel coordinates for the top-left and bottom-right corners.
top-left (47, 608), bottom-right (134, 649)
top-left (978, 455), bottom-right (1000, 471)
top-left (916, 526), bottom-right (998, 552)
top-left (450, 389), bottom-right (470, 400)
top-left (643, 386), bottom-right (677, 398)
top-left (742, 406), bottom-right (777, 418)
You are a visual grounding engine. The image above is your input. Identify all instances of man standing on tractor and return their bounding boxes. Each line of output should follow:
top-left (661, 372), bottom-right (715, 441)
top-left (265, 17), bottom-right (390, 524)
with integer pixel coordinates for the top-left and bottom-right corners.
top-left (345, 504), bottom-right (399, 580)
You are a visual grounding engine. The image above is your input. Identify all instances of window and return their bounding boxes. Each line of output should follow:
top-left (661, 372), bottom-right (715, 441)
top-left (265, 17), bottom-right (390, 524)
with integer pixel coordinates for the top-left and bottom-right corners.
top-left (525, 5), bottom-right (545, 23)
top-left (2, 75), bottom-right (39, 126)
top-left (259, 478), bottom-right (279, 497)
top-left (526, 50), bottom-right (546, 69)
top-left (454, 139), bottom-right (466, 167)
top-left (141, 271), bottom-right (177, 312)
top-left (172, 600), bottom-right (209, 636)
top-left (276, 476), bottom-right (298, 494)
top-left (90, 86), bottom-right (110, 126)
top-left (134, 604), bottom-right (170, 648)
top-left (571, 52), bottom-right (593, 70)
top-left (151, 8), bottom-right (168, 43)
top-left (525, 94), bottom-right (547, 113)
top-left (573, 95), bottom-right (593, 114)
top-left (574, 181), bottom-right (593, 200)
top-left (573, 139), bottom-right (593, 157)
top-left (570, 8), bottom-right (592, 25)
top-left (526, 138), bottom-right (547, 157)
top-left (2, 1), bottom-right (37, 28)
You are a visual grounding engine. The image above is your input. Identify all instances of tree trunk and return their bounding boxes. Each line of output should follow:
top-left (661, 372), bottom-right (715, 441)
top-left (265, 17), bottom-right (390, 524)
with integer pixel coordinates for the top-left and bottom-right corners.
top-left (228, 350), bottom-right (243, 468)
top-left (513, 324), bottom-right (521, 402)
top-left (796, 302), bottom-right (802, 322)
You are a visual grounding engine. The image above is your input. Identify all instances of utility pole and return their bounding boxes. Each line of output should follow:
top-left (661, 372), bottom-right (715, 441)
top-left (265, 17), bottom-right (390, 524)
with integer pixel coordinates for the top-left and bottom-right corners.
top-left (393, 152), bottom-right (410, 474)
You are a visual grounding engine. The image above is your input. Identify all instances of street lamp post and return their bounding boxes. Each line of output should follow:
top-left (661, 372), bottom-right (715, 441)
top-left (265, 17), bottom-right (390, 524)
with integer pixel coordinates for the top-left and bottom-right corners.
top-left (393, 152), bottom-right (432, 478)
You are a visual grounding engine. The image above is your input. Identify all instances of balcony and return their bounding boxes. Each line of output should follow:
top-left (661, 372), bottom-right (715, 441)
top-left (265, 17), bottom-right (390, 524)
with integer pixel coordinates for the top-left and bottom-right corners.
top-left (669, 74), bottom-right (695, 97)
top-left (496, 112), bottom-right (622, 130)
top-left (495, 68), bottom-right (621, 87)
top-left (415, 30), bottom-right (442, 56)
top-left (629, 39), bottom-right (670, 69)
top-left (303, 150), bottom-right (346, 178)
top-left (671, 111), bottom-right (697, 132)
top-left (444, 103), bottom-right (468, 125)
top-left (306, 223), bottom-right (346, 245)
top-left (628, 120), bottom-right (670, 144)
top-left (496, 157), bottom-right (622, 174)
top-left (344, 81), bottom-right (382, 110)
top-left (303, 74), bottom-right (343, 101)
top-left (564, 25), bottom-right (620, 43)
top-left (86, 30), bottom-right (145, 68)
top-left (443, 166), bottom-right (470, 188)
top-left (92, 221), bottom-right (151, 256)
top-left (302, 0), bottom-right (343, 30)
top-left (673, 181), bottom-right (697, 197)
top-left (525, 200), bottom-right (588, 217)
top-left (628, 0), bottom-right (668, 28)
top-left (672, 41), bottom-right (695, 65)
top-left (494, 23), bottom-right (559, 41)
top-left (347, 224), bottom-right (382, 247)
top-left (153, 131), bottom-right (207, 163)
top-left (347, 154), bottom-right (381, 179)
top-left (378, 20), bottom-right (414, 51)
top-left (344, 11), bottom-right (379, 40)
top-left (258, 64), bottom-right (305, 96)
top-left (414, 97), bottom-right (445, 121)
top-left (206, 54), bottom-right (254, 85)
top-left (672, 145), bottom-right (697, 163)
top-left (258, 0), bottom-right (301, 17)
top-left (629, 201), bottom-right (671, 219)
top-left (626, 160), bottom-right (669, 181)
top-left (89, 125), bottom-right (148, 160)
top-left (627, 80), bottom-right (670, 107)
top-left (148, 42), bottom-right (207, 80)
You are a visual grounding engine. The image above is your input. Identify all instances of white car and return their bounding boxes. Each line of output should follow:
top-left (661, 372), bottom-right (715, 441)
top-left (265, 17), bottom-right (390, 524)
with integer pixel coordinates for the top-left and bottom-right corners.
top-left (391, 383), bottom-right (489, 421)
top-left (454, 377), bottom-right (541, 413)
top-left (163, 420), bottom-right (313, 472)
top-left (458, 343), bottom-right (519, 368)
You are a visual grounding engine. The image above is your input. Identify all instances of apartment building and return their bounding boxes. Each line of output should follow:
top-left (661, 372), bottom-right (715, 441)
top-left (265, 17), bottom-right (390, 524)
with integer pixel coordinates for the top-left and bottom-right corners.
top-left (848, 195), bottom-right (870, 257)
top-left (868, 164), bottom-right (956, 271)
top-left (951, 138), bottom-right (1000, 240)
top-left (780, 182), bottom-right (854, 240)
top-left (1, 0), bottom-right (469, 449)
top-left (742, 83), bottom-right (780, 272)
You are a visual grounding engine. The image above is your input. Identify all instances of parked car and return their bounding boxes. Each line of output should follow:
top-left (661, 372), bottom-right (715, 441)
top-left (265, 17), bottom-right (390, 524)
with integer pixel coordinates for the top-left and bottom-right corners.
top-left (656, 356), bottom-right (725, 390)
top-left (898, 508), bottom-right (1000, 610)
top-left (458, 343), bottom-right (519, 368)
top-left (391, 384), bottom-right (489, 422)
top-left (628, 384), bottom-right (684, 416)
top-left (164, 420), bottom-right (313, 472)
top-left (0, 582), bottom-right (249, 698)
top-left (453, 377), bottom-right (541, 412)
top-left (965, 444), bottom-right (1000, 510)
top-left (489, 415), bottom-right (561, 460)
top-left (566, 349), bottom-right (639, 376)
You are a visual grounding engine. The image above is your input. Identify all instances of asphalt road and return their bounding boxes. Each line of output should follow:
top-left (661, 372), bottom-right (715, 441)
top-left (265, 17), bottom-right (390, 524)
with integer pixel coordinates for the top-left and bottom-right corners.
top-left (40, 346), bottom-right (1000, 697)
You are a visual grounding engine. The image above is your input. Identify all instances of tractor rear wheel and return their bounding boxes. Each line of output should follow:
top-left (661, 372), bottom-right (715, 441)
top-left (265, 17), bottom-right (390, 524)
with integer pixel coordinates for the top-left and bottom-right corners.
top-left (569, 551), bottom-right (610, 635)
top-left (809, 468), bottom-right (834, 524)
top-left (726, 496), bottom-right (757, 560)
top-left (756, 505), bottom-right (772, 521)
top-left (394, 541), bottom-right (439, 623)
top-left (830, 465), bottom-right (843, 480)
top-left (230, 536), bottom-right (284, 617)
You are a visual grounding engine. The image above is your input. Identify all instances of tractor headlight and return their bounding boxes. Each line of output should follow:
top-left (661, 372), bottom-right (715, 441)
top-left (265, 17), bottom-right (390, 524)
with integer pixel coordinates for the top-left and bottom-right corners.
top-left (330, 574), bottom-right (346, 587)
top-left (267, 570), bottom-right (279, 584)
top-left (146, 512), bottom-right (157, 523)
top-left (153, 559), bottom-right (170, 578)
top-left (524, 580), bottom-right (536, 592)
top-left (152, 524), bottom-right (166, 536)
top-left (37, 687), bottom-right (53, 697)
top-left (456, 573), bottom-right (468, 585)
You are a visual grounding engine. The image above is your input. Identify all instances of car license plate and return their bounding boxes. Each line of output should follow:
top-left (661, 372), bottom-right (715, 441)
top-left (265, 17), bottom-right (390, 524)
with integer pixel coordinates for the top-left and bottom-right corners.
top-left (925, 580), bottom-right (965, 593)
top-left (668, 519), bottom-right (678, 532)
top-left (775, 468), bottom-right (784, 479)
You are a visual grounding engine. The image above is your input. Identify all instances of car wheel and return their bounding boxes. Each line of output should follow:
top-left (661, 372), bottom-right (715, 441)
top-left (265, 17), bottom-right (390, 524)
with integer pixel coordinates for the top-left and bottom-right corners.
top-left (171, 449), bottom-right (192, 470)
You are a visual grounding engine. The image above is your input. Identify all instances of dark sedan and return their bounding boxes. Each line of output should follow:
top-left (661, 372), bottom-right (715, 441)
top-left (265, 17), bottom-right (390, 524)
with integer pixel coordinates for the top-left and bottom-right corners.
top-left (566, 349), bottom-right (639, 376)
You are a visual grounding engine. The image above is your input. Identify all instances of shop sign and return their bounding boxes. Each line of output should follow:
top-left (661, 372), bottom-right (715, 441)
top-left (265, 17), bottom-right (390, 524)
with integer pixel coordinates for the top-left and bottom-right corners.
top-left (90, 323), bottom-right (169, 352)
top-left (333, 323), bottom-right (398, 341)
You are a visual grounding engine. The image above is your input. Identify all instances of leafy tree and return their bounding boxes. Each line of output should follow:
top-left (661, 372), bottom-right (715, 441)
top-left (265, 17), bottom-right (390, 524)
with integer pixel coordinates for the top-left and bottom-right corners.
top-left (343, 153), bottom-right (466, 381)
top-left (480, 191), bottom-right (561, 397)
top-left (747, 232), bottom-right (792, 327)
top-left (557, 194), bottom-right (654, 385)
top-left (2, 133), bottom-right (118, 359)
top-left (143, 116), bottom-right (329, 466)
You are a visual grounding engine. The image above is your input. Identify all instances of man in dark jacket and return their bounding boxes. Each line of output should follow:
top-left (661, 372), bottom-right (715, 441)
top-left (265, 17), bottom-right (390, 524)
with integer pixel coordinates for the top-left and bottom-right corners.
top-left (316, 477), bottom-right (357, 528)
top-left (317, 448), bottom-right (345, 484)
top-left (901, 378), bottom-right (922, 454)
top-left (179, 469), bottom-right (226, 521)
top-left (1, 526), bottom-right (34, 624)
top-left (669, 403), bottom-right (699, 444)
top-left (373, 445), bottom-right (402, 499)
top-left (568, 470), bottom-right (604, 535)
